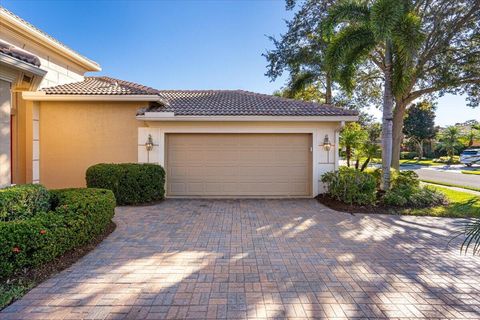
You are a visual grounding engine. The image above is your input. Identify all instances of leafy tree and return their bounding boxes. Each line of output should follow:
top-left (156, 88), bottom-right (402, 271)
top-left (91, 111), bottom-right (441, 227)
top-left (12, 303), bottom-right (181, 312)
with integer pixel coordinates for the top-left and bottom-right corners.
top-left (340, 123), bottom-right (368, 167)
top-left (324, 0), bottom-right (424, 190)
top-left (436, 126), bottom-right (464, 162)
top-left (264, 0), bottom-right (383, 107)
top-left (359, 123), bottom-right (382, 171)
top-left (266, 0), bottom-right (480, 172)
top-left (403, 101), bottom-right (437, 158)
top-left (458, 120), bottom-right (480, 147)
top-left (274, 83), bottom-right (325, 102)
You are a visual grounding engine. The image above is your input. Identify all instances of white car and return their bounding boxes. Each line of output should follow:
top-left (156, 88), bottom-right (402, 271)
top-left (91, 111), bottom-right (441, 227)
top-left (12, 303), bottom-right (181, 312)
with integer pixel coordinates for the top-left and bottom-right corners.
top-left (460, 149), bottom-right (480, 167)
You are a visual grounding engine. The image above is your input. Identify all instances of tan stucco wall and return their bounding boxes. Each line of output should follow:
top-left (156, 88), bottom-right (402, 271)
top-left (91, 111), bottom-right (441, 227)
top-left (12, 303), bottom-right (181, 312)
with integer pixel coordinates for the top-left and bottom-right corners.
top-left (39, 101), bottom-right (143, 188)
top-left (1, 26), bottom-right (88, 88)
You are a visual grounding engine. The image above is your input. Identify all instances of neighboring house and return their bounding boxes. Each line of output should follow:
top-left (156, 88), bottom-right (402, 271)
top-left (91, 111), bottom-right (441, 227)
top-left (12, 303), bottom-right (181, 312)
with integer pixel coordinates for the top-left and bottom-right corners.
top-left (1, 7), bottom-right (357, 197)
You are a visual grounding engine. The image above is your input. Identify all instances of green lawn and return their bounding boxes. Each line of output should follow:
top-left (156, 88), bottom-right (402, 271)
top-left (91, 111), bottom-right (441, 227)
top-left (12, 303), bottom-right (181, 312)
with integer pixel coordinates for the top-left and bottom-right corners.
top-left (401, 186), bottom-right (480, 218)
top-left (399, 159), bottom-right (443, 166)
top-left (420, 179), bottom-right (480, 193)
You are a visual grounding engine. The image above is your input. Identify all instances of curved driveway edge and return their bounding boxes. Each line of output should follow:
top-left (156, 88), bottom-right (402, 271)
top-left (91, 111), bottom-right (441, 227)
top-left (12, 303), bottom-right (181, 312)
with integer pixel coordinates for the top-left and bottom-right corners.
top-left (2, 199), bottom-right (479, 319)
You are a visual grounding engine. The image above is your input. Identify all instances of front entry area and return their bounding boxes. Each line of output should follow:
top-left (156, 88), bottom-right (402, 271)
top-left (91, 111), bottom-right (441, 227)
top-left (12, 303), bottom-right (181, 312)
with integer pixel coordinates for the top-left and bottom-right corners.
top-left (165, 133), bottom-right (312, 197)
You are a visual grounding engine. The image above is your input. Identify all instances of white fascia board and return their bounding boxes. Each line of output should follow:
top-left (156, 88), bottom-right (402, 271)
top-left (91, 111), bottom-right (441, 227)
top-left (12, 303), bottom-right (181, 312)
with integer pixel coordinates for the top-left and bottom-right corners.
top-left (22, 91), bottom-right (162, 102)
top-left (0, 53), bottom-right (47, 77)
top-left (0, 10), bottom-right (101, 72)
top-left (136, 115), bottom-right (359, 122)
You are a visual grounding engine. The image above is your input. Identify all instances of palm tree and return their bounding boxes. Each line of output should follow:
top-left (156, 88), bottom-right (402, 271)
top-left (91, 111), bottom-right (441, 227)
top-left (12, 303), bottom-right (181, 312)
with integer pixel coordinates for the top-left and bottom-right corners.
top-left (437, 126), bottom-right (463, 163)
top-left (339, 123), bottom-right (368, 167)
top-left (324, 0), bottom-right (423, 190)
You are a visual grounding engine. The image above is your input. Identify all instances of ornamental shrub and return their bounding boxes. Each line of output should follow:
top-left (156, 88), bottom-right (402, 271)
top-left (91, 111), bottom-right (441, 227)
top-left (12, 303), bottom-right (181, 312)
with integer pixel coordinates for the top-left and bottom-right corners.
top-left (400, 151), bottom-right (417, 160)
top-left (321, 167), bottom-right (377, 205)
top-left (0, 184), bottom-right (50, 221)
top-left (0, 188), bottom-right (115, 279)
top-left (433, 156), bottom-right (461, 164)
top-left (382, 170), bottom-right (446, 207)
top-left (86, 163), bottom-right (165, 205)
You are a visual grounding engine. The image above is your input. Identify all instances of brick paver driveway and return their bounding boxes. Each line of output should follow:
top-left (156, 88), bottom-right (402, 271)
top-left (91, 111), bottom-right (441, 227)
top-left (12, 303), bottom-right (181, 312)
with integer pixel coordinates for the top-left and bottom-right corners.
top-left (2, 200), bottom-right (480, 319)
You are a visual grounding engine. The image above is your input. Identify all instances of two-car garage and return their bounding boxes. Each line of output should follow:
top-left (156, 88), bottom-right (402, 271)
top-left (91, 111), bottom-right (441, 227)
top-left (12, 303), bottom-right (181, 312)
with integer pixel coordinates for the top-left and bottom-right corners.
top-left (165, 133), bottom-right (312, 197)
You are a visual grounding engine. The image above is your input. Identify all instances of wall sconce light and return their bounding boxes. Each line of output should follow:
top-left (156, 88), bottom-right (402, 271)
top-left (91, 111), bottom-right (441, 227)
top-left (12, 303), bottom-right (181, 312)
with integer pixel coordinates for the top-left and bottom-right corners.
top-left (145, 134), bottom-right (154, 152)
top-left (322, 134), bottom-right (332, 151)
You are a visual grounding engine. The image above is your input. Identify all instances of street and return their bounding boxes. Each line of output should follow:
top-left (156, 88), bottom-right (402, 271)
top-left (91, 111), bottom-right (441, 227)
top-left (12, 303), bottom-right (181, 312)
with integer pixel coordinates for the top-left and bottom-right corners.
top-left (406, 165), bottom-right (480, 189)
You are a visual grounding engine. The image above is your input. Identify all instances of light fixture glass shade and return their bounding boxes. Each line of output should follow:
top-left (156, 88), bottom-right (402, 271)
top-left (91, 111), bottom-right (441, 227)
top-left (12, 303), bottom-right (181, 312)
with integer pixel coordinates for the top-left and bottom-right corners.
top-left (145, 134), bottom-right (154, 151)
top-left (323, 134), bottom-right (332, 151)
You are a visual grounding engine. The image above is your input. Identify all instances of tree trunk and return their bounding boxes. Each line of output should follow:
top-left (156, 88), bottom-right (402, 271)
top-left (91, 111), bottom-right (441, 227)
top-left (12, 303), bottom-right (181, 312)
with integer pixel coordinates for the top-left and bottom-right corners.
top-left (381, 41), bottom-right (394, 191)
top-left (325, 72), bottom-right (333, 104)
top-left (417, 140), bottom-right (424, 159)
top-left (355, 157), bottom-right (359, 170)
top-left (361, 157), bottom-right (371, 171)
top-left (346, 146), bottom-right (351, 167)
top-left (391, 101), bottom-right (407, 169)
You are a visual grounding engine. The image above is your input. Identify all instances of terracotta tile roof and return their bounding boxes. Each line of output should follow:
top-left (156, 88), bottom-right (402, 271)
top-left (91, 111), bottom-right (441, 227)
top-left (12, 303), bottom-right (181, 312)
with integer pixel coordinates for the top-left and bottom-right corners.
top-left (42, 76), bottom-right (160, 95)
top-left (0, 39), bottom-right (41, 67)
top-left (148, 90), bottom-right (358, 117)
top-left (42, 76), bottom-right (357, 117)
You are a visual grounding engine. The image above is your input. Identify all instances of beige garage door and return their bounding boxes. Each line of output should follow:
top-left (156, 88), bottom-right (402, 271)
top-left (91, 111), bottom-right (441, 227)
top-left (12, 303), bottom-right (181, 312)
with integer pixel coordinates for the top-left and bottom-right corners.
top-left (166, 133), bottom-right (312, 197)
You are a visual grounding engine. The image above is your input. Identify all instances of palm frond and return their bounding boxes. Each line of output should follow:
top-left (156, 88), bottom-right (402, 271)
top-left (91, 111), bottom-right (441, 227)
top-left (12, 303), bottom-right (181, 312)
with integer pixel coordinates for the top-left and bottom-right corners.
top-left (323, 0), bottom-right (370, 38)
top-left (392, 12), bottom-right (424, 66)
top-left (461, 219), bottom-right (480, 255)
top-left (326, 25), bottom-right (375, 91)
top-left (371, 0), bottom-right (404, 40)
top-left (338, 38), bottom-right (377, 92)
top-left (287, 71), bottom-right (318, 96)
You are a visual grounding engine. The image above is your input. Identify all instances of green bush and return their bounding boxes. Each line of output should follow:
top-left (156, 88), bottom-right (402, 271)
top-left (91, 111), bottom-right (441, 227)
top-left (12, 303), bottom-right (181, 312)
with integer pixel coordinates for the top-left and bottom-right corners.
top-left (0, 185), bottom-right (50, 222)
top-left (321, 167), bottom-right (377, 205)
top-left (0, 188), bottom-right (115, 279)
top-left (433, 156), bottom-right (460, 164)
top-left (400, 151), bottom-right (417, 160)
top-left (382, 171), bottom-right (446, 207)
top-left (86, 163), bottom-right (165, 205)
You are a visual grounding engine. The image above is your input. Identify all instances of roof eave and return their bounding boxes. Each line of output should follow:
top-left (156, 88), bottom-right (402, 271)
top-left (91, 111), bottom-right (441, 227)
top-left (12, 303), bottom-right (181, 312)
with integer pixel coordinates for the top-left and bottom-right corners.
top-left (136, 114), bottom-right (359, 122)
top-left (22, 91), bottom-right (162, 102)
top-left (0, 10), bottom-right (101, 72)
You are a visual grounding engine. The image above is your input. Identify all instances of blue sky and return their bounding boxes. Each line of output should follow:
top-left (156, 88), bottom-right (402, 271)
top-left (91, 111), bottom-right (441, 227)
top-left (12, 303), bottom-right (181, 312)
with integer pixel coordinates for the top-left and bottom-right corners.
top-left (2, 0), bottom-right (477, 126)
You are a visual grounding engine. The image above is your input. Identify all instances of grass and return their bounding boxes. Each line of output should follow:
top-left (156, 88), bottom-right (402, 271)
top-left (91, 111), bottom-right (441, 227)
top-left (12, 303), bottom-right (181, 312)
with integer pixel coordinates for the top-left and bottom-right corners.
top-left (462, 170), bottom-right (480, 175)
top-left (420, 179), bottom-right (480, 193)
top-left (399, 159), bottom-right (444, 166)
top-left (401, 185), bottom-right (480, 218)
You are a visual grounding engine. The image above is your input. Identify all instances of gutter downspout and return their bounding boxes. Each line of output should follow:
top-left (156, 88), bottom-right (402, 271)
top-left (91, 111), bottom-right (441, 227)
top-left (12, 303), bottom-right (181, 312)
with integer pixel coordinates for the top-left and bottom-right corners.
top-left (334, 121), bottom-right (345, 170)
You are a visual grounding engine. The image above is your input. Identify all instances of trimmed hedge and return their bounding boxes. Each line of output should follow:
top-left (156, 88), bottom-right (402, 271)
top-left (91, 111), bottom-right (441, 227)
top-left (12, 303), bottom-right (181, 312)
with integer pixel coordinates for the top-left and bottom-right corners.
top-left (86, 163), bottom-right (165, 205)
top-left (0, 188), bottom-right (115, 279)
top-left (0, 184), bottom-right (50, 222)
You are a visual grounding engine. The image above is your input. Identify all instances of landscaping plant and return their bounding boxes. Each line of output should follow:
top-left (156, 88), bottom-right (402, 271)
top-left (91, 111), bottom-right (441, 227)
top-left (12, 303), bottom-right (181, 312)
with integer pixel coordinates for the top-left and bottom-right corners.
top-left (0, 184), bottom-right (50, 222)
top-left (321, 167), bottom-right (377, 205)
top-left (86, 163), bottom-right (165, 205)
top-left (0, 187), bottom-right (115, 279)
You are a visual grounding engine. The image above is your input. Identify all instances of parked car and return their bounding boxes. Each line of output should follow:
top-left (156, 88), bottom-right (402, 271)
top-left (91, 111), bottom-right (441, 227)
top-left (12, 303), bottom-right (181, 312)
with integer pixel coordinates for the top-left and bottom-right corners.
top-left (460, 149), bottom-right (480, 167)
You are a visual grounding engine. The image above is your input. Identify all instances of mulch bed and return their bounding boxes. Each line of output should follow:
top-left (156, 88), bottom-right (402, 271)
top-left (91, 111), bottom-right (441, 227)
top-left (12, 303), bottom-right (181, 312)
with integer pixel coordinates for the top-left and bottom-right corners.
top-left (1, 221), bottom-right (116, 310)
top-left (316, 194), bottom-right (401, 215)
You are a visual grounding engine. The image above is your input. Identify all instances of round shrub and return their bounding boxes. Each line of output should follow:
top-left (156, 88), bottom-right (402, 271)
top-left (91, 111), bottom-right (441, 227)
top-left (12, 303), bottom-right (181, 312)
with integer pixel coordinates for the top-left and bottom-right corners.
top-left (321, 167), bottom-right (377, 205)
top-left (86, 163), bottom-right (165, 205)
top-left (0, 188), bottom-right (115, 279)
top-left (0, 184), bottom-right (50, 222)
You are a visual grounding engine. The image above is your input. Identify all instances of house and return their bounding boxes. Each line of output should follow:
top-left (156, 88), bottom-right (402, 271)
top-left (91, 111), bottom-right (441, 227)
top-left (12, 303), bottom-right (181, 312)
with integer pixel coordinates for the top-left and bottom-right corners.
top-left (1, 7), bottom-right (357, 197)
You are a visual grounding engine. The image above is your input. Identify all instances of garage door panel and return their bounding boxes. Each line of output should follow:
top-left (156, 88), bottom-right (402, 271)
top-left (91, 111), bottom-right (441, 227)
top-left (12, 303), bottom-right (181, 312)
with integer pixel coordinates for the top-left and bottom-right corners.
top-left (166, 133), bottom-right (312, 196)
